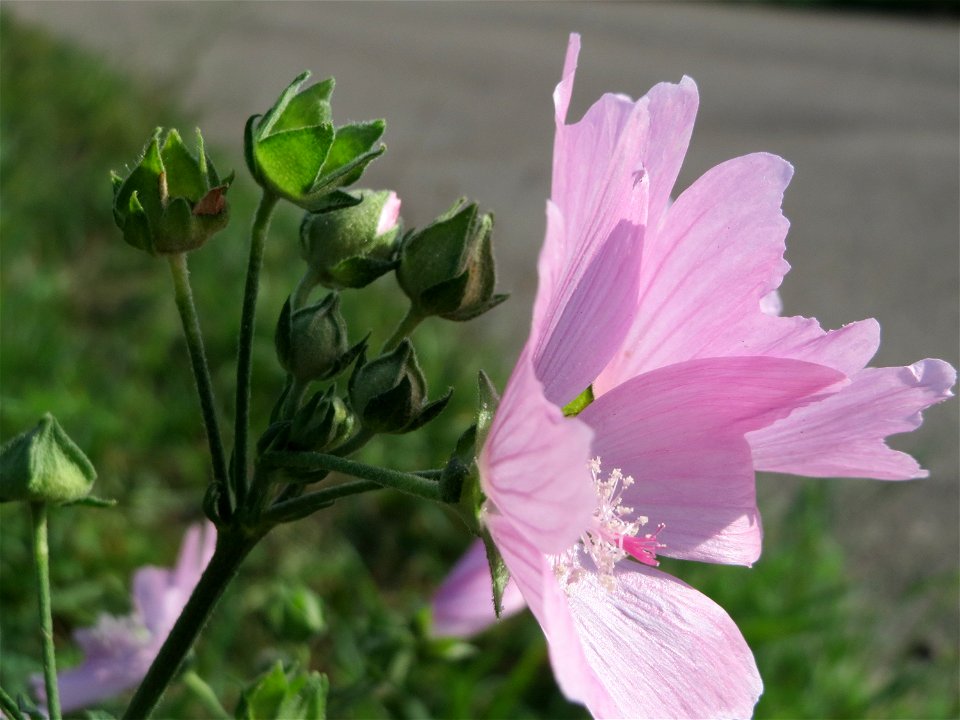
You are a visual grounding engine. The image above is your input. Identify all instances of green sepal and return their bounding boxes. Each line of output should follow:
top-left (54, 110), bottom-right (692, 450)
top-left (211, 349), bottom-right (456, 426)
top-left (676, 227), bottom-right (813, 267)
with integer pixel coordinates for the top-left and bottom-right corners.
top-left (311, 121), bottom-right (386, 195)
top-left (274, 293), bottom-right (359, 384)
top-left (112, 127), bottom-right (231, 255)
top-left (254, 124), bottom-right (335, 197)
top-left (482, 527), bottom-right (511, 618)
top-left (161, 128), bottom-right (207, 201)
top-left (234, 661), bottom-right (328, 720)
top-left (475, 369), bottom-right (500, 452)
top-left (0, 414), bottom-right (96, 505)
top-left (347, 340), bottom-right (447, 434)
top-left (562, 384), bottom-right (595, 417)
top-left (245, 72), bottom-right (384, 210)
top-left (397, 200), bottom-right (503, 321)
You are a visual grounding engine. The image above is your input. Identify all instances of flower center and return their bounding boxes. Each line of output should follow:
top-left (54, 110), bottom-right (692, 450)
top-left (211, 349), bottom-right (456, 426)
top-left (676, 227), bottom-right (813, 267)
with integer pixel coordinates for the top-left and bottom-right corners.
top-left (551, 457), bottom-right (665, 590)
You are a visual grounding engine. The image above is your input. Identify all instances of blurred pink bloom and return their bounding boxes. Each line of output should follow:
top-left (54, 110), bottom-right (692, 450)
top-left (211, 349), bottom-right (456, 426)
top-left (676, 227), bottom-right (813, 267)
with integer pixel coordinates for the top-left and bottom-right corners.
top-left (432, 34), bottom-right (955, 719)
top-left (32, 522), bottom-right (216, 714)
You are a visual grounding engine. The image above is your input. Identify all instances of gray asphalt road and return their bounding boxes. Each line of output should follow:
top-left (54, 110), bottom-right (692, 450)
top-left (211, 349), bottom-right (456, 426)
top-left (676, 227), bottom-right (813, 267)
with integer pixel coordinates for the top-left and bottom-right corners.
top-left (8, 0), bottom-right (959, 656)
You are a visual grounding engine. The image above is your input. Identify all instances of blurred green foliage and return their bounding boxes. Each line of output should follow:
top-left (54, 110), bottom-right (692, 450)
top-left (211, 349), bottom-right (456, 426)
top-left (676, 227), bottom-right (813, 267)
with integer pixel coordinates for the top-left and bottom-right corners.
top-left (1, 13), bottom-right (956, 720)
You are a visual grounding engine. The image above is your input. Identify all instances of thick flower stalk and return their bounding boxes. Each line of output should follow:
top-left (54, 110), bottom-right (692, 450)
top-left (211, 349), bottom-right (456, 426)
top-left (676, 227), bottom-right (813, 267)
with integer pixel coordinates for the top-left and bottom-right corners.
top-left (32, 523), bottom-right (216, 714)
top-left (432, 34), bottom-right (956, 719)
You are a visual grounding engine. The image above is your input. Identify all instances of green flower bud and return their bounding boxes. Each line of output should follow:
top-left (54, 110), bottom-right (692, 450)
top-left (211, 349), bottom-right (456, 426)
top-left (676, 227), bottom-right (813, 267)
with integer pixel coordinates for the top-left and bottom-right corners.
top-left (288, 389), bottom-right (355, 452)
top-left (397, 199), bottom-right (507, 321)
top-left (348, 340), bottom-right (451, 434)
top-left (264, 584), bottom-right (327, 641)
top-left (299, 190), bottom-right (402, 289)
top-left (275, 293), bottom-right (363, 384)
top-left (111, 128), bottom-right (232, 255)
top-left (0, 414), bottom-right (96, 504)
top-left (244, 71), bottom-right (385, 211)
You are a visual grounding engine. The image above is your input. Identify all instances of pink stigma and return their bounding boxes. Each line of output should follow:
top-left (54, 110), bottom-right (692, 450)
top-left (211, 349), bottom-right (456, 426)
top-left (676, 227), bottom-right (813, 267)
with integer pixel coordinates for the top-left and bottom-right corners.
top-left (620, 523), bottom-right (666, 567)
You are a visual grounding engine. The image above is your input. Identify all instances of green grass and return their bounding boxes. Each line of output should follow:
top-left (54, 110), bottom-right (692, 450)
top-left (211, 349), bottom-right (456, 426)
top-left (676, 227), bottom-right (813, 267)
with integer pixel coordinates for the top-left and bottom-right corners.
top-left (1, 13), bottom-right (956, 719)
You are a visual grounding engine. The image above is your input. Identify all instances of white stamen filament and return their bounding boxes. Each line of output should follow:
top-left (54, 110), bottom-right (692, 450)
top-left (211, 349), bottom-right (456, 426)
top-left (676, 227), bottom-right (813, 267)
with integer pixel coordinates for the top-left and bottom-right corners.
top-left (551, 457), bottom-right (665, 591)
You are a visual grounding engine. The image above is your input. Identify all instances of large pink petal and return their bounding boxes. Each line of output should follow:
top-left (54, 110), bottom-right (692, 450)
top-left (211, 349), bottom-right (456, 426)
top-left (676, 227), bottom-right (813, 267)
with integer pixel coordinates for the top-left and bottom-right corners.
top-left (552, 566), bottom-right (762, 719)
top-left (581, 357), bottom-right (844, 565)
top-left (597, 153), bottom-right (879, 394)
top-left (749, 359), bottom-right (956, 479)
top-left (533, 217), bottom-right (644, 406)
top-left (430, 539), bottom-right (526, 638)
top-left (638, 76), bottom-right (699, 231)
top-left (481, 352), bottom-right (595, 554)
top-left (484, 511), bottom-right (601, 711)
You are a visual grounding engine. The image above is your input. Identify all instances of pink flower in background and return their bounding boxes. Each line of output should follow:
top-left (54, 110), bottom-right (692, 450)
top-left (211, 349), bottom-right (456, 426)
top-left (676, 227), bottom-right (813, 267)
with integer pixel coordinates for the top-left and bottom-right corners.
top-left (432, 34), bottom-right (955, 719)
top-left (32, 523), bottom-right (216, 714)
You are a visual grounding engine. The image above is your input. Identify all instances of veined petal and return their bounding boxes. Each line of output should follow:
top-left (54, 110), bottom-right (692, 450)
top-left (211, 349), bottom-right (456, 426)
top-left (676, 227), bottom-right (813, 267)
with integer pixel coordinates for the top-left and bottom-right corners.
top-left (534, 217), bottom-right (644, 406)
top-left (748, 359), bottom-right (957, 479)
top-left (481, 352), bottom-right (595, 554)
top-left (553, 566), bottom-right (762, 719)
top-left (597, 153), bottom-right (880, 394)
top-left (431, 539), bottom-right (526, 638)
top-left (581, 357), bottom-right (844, 565)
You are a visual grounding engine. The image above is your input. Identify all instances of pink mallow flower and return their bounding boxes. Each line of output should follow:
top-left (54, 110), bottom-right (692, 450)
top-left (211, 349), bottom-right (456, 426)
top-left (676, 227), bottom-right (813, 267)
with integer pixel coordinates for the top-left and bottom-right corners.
top-left (431, 34), bottom-right (955, 719)
top-left (32, 522), bottom-right (216, 714)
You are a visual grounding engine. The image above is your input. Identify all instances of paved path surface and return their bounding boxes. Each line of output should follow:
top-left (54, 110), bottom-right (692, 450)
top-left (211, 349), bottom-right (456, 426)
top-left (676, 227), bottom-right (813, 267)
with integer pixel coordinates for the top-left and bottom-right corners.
top-left (9, 0), bottom-right (959, 649)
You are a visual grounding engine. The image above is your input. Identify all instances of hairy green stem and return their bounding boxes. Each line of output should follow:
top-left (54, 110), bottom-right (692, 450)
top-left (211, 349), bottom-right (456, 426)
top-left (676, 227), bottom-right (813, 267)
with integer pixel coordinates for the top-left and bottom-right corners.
top-left (233, 191), bottom-right (280, 510)
top-left (0, 685), bottom-right (25, 720)
top-left (30, 502), bottom-right (60, 720)
top-left (262, 452), bottom-right (442, 501)
top-left (263, 479), bottom-right (381, 524)
top-left (382, 306), bottom-right (424, 352)
top-left (168, 253), bottom-right (230, 518)
top-left (123, 530), bottom-right (259, 720)
top-left (330, 428), bottom-right (374, 458)
top-left (291, 267), bottom-right (320, 311)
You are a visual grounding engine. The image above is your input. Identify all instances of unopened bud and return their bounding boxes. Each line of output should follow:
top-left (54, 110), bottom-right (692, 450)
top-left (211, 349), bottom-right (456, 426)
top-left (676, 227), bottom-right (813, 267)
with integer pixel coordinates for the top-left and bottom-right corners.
top-left (0, 414), bottom-right (96, 504)
top-left (288, 390), bottom-right (355, 452)
top-left (348, 340), bottom-right (450, 434)
top-left (244, 71), bottom-right (385, 210)
top-left (111, 128), bottom-right (232, 255)
top-left (397, 199), bottom-right (507, 321)
top-left (299, 189), bottom-right (401, 289)
top-left (274, 293), bottom-right (362, 384)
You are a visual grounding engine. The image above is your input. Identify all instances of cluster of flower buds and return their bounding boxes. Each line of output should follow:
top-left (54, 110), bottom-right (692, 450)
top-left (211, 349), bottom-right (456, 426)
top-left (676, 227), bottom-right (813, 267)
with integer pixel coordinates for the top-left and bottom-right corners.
top-left (244, 71), bottom-right (385, 211)
top-left (111, 128), bottom-right (232, 255)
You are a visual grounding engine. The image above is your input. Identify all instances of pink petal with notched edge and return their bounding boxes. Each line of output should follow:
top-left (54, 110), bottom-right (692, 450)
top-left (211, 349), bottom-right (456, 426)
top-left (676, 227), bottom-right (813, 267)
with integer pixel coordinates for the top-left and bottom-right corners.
top-left (748, 359), bottom-right (956, 479)
top-left (552, 566), bottom-right (763, 720)
top-left (480, 352), bottom-right (595, 554)
top-left (431, 538), bottom-right (526, 638)
top-left (581, 356), bottom-right (844, 565)
top-left (596, 153), bottom-right (881, 395)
